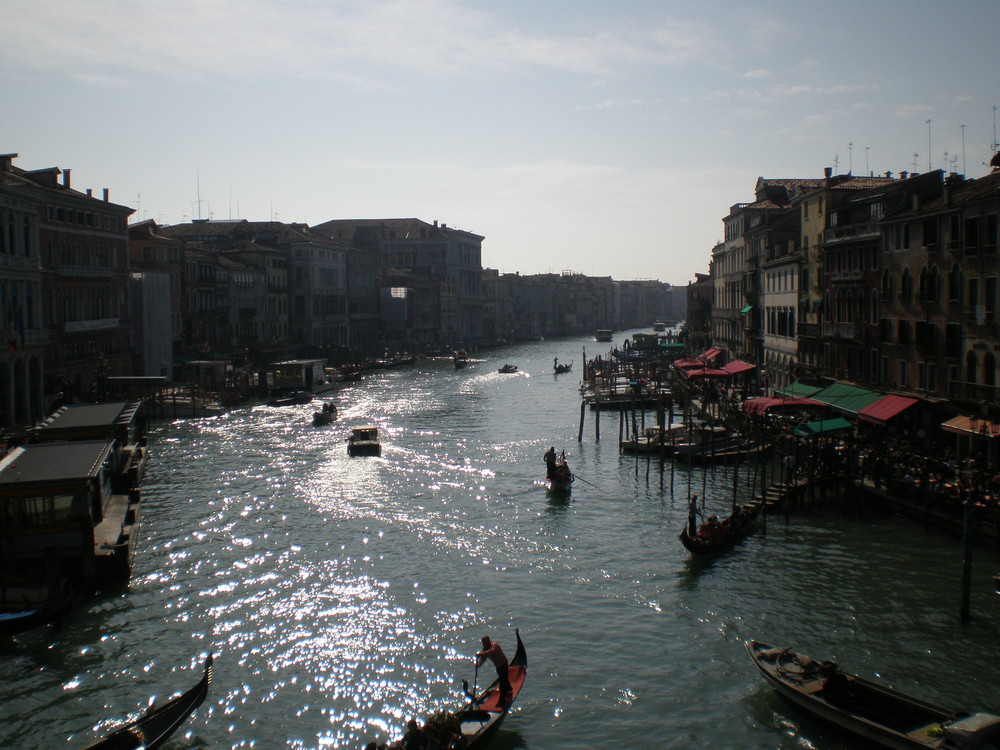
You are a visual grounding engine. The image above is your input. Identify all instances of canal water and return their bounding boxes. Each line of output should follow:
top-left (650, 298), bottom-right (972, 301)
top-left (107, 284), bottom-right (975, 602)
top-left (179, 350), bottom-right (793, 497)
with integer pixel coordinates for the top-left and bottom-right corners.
top-left (2, 332), bottom-right (999, 749)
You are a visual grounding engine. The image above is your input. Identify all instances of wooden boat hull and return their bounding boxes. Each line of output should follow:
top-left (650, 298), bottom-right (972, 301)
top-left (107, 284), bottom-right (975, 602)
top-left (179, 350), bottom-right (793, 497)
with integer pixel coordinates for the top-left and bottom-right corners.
top-left (679, 502), bottom-right (762, 555)
top-left (746, 640), bottom-right (1000, 750)
top-left (84, 654), bottom-right (213, 750)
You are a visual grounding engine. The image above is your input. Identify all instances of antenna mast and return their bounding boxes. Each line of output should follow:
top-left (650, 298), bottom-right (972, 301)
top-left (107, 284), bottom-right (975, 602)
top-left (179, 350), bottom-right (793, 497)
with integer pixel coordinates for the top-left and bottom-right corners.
top-left (926, 119), bottom-right (932, 171)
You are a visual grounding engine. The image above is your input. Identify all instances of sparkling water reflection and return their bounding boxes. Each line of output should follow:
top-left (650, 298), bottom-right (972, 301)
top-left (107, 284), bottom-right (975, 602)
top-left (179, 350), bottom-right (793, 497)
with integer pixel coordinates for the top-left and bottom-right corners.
top-left (2, 333), bottom-right (999, 749)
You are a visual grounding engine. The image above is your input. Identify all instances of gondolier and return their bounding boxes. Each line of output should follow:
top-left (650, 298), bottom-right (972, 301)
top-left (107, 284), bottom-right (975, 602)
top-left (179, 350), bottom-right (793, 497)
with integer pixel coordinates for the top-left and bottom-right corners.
top-left (476, 635), bottom-right (511, 706)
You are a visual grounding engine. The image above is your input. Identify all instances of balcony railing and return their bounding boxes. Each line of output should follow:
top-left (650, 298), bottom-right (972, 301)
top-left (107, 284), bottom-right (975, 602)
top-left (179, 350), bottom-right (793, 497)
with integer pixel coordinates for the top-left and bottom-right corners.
top-left (823, 222), bottom-right (880, 244)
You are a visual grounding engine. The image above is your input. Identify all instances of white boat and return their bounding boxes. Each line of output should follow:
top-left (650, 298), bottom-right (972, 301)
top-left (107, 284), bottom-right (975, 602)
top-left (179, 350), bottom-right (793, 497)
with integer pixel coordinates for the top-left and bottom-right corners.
top-left (347, 425), bottom-right (381, 457)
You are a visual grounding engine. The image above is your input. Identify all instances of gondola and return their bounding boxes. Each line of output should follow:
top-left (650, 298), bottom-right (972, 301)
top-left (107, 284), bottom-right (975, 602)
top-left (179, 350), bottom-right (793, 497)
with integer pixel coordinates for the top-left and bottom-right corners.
top-left (553, 362), bottom-right (572, 374)
top-left (498, 364), bottom-right (518, 374)
top-left (455, 629), bottom-right (527, 748)
top-left (678, 500), bottom-right (762, 554)
top-left (0, 578), bottom-right (74, 637)
top-left (545, 455), bottom-right (574, 493)
top-left (83, 653), bottom-right (213, 750)
top-left (745, 640), bottom-right (1000, 750)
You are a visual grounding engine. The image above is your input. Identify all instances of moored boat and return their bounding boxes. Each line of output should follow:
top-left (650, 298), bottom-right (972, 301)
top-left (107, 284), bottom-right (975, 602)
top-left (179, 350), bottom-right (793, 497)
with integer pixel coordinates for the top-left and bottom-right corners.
top-left (620, 423), bottom-right (686, 454)
top-left (267, 390), bottom-right (314, 407)
top-left (347, 425), bottom-right (381, 457)
top-left (746, 640), bottom-right (1000, 750)
top-left (0, 574), bottom-right (74, 637)
top-left (82, 653), bottom-right (213, 750)
top-left (594, 329), bottom-right (613, 342)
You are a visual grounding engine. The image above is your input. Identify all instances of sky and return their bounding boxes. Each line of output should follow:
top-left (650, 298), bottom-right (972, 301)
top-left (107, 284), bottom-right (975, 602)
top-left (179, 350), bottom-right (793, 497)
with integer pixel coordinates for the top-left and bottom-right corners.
top-left (2, 1), bottom-right (999, 285)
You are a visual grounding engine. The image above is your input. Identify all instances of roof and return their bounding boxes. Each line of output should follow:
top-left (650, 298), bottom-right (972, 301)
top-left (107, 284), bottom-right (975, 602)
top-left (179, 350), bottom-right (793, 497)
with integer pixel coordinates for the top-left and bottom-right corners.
top-left (35, 401), bottom-right (141, 433)
top-left (0, 441), bottom-right (115, 486)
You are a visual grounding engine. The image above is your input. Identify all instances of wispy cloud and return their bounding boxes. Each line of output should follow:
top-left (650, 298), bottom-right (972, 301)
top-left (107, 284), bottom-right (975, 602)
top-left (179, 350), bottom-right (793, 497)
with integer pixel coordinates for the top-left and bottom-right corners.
top-left (1, 0), bottom-right (708, 86)
top-left (576, 98), bottom-right (642, 111)
top-left (894, 103), bottom-right (934, 118)
top-left (742, 69), bottom-right (772, 80)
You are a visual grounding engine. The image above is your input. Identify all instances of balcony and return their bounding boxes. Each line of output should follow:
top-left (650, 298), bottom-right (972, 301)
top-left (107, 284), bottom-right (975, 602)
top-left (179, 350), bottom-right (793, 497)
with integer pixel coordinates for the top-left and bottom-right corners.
top-left (0, 255), bottom-right (41, 272)
top-left (64, 317), bottom-right (120, 333)
top-left (55, 265), bottom-right (114, 278)
top-left (822, 222), bottom-right (880, 245)
top-left (821, 321), bottom-right (857, 339)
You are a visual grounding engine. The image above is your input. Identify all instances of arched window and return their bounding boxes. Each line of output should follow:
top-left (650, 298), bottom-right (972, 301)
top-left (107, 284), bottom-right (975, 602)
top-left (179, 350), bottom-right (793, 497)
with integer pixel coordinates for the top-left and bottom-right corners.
top-left (985, 352), bottom-right (996, 388)
top-left (870, 288), bottom-right (879, 323)
top-left (927, 265), bottom-right (940, 302)
top-left (967, 350), bottom-right (978, 384)
top-left (901, 268), bottom-right (913, 302)
top-left (881, 268), bottom-right (892, 301)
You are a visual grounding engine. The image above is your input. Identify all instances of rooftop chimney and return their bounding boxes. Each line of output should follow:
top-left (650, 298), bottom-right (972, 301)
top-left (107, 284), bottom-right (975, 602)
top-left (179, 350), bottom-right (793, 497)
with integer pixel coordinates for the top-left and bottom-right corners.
top-left (62, 168), bottom-right (71, 188)
top-left (103, 188), bottom-right (109, 202)
top-left (824, 167), bottom-right (832, 179)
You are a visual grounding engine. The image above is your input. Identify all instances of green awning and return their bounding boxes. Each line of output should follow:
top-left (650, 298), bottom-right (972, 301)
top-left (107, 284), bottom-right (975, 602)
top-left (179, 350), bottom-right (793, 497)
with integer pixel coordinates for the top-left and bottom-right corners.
top-left (740, 305), bottom-right (753, 314)
top-left (810, 383), bottom-right (882, 416)
top-left (777, 381), bottom-right (826, 398)
top-left (793, 417), bottom-right (855, 438)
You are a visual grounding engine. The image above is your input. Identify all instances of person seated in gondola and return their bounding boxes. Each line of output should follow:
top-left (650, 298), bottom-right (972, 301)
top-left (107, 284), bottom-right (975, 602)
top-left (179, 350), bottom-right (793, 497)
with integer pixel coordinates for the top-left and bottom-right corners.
top-left (820, 660), bottom-right (851, 707)
top-left (544, 446), bottom-right (557, 479)
top-left (476, 635), bottom-right (512, 707)
top-left (400, 719), bottom-right (426, 750)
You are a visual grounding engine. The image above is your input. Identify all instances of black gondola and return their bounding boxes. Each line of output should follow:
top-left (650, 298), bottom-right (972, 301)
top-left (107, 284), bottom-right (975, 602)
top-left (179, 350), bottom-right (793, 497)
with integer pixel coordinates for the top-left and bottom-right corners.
top-left (82, 653), bottom-right (213, 750)
top-left (679, 501), bottom-right (763, 554)
top-left (746, 640), bottom-right (1000, 750)
top-left (0, 578), bottom-right (74, 637)
top-left (553, 362), bottom-right (572, 374)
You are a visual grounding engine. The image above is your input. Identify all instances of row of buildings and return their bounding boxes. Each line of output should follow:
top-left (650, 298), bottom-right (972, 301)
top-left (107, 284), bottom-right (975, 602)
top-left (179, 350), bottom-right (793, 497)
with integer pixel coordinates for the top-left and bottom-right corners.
top-left (1, 153), bottom-right (684, 430)
top-left (684, 151), bottom-right (1000, 436)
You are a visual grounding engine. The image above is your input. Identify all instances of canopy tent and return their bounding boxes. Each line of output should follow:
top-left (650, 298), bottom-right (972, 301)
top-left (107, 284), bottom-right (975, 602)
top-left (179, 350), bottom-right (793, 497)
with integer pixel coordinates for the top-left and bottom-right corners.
top-left (742, 396), bottom-right (824, 416)
top-left (777, 381), bottom-right (827, 399)
top-left (680, 367), bottom-right (731, 380)
top-left (720, 360), bottom-right (755, 375)
top-left (941, 415), bottom-right (1000, 438)
top-left (809, 382), bottom-right (883, 416)
top-left (793, 417), bottom-right (855, 438)
top-left (673, 358), bottom-right (705, 369)
top-left (858, 394), bottom-right (918, 425)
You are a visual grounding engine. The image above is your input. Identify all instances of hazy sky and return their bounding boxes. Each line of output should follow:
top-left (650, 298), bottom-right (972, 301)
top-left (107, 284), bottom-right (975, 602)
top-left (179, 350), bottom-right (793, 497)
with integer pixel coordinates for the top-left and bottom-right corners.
top-left (3, 1), bottom-right (998, 284)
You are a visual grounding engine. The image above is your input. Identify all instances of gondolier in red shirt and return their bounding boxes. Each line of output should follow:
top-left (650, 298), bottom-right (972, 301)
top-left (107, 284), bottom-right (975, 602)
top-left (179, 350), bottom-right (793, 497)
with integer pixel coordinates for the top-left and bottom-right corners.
top-left (476, 635), bottom-right (512, 706)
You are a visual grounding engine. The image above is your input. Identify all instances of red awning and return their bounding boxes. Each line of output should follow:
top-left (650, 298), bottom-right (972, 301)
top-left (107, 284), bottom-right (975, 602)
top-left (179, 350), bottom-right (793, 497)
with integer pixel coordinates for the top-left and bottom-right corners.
top-left (741, 396), bottom-right (824, 415)
top-left (720, 360), bottom-right (755, 375)
top-left (858, 394), bottom-right (918, 425)
top-left (701, 347), bottom-right (722, 361)
top-left (681, 367), bottom-right (731, 379)
top-left (673, 358), bottom-right (705, 369)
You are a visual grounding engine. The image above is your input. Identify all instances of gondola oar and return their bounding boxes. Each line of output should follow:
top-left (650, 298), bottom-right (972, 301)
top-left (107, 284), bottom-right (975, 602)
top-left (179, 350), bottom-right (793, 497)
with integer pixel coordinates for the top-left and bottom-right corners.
top-left (571, 473), bottom-right (603, 492)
